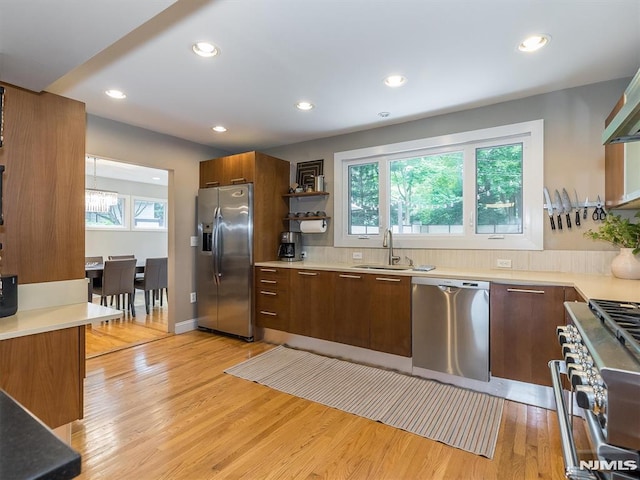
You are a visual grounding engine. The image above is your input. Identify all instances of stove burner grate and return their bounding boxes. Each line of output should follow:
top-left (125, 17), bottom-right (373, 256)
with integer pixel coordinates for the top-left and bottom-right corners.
top-left (589, 299), bottom-right (640, 354)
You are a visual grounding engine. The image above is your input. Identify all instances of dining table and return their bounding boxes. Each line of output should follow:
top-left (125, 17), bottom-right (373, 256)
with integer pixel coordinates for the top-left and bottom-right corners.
top-left (85, 262), bottom-right (145, 302)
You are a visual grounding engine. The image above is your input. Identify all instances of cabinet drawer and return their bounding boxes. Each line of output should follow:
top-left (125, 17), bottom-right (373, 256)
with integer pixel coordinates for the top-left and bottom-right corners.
top-left (256, 289), bottom-right (289, 312)
top-left (255, 267), bottom-right (289, 291)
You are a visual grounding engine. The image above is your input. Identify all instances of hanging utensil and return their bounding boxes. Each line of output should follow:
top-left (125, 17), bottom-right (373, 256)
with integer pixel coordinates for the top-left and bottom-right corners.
top-left (592, 195), bottom-right (606, 221)
top-left (561, 188), bottom-right (572, 229)
top-left (543, 187), bottom-right (555, 230)
top-left (583, 196), bottom-right (589, 220)
top-left (573, 189), bottom-right (581, 227)
top-left (554, 189), bottom-right (563, 230)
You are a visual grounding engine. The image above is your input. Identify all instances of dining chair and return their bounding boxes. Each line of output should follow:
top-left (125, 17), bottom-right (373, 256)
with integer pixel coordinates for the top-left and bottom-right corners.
top-left (95, 259), bottom-right (137, 317)
top-left (108, 255), bottom-right (135, 260)
top-left (85, 256), bottom-right (104, 291)
top-left (135, 257), bottom-right (168, 314)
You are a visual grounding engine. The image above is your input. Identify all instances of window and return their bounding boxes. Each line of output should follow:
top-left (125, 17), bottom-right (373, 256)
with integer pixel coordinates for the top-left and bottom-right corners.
top-left (132, 196), bottom-right (167, 231)
top-left (334, 120), bottom-right (543, 250)
top-left (85, 195), bottom-right (129, 230)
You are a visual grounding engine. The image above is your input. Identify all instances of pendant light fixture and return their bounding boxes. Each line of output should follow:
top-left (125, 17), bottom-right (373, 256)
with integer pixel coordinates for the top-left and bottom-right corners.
top-left (85, 156), bottom-right (118, 213)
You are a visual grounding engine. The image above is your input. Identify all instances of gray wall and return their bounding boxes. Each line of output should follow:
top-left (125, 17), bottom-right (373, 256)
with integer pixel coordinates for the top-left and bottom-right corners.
top-left (263, 77), bottom-right (631, 251)
top-left (86, 114), bottom-right (226, 332)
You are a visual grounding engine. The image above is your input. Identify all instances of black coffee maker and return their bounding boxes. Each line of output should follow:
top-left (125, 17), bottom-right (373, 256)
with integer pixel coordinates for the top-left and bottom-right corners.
top-left (0, 274), bottom-right (18, 318)
top-left (277, 232), bottom-right (302, 262)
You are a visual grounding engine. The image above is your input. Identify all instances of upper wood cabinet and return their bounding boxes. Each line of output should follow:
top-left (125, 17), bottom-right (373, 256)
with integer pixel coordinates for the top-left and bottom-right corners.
top-left (200, 151), bottom-right (257, 188)
top-left (0, 84), bottom-right (85, 284)
top-left (605, 95), bottom-right (640, 208)
top-left (200, 151), bottom-right (290, 262)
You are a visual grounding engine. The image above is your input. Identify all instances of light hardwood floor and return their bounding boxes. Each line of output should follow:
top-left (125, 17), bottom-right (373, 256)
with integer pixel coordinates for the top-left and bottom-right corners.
top-left (73, 331), bottom-right (590, 479)
top-left (85, 291), bottom-right (170, 358)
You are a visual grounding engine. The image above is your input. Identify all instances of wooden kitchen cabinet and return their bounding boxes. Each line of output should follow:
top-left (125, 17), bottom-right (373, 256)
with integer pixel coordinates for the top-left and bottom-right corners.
top-left (333, 272), bottom-right (370, 348)
top-left (0, 327), bottom-right (85, 429)
top-left (605, 95), bottom-right (626, 208)
top-left (200, 151), bottom-right (256, 188)
top-left (254, 267), bottom-right (291, 331)
top-left (0, 84), bottom-right (85, 284)
top-left (199, 151), bottom-right (290, 262)
top-left (490, 283), bottom-right (565, 387)
top-left (368, 274), bottom-right (411, 357)
top-left (289, 269), bottom-right (335, 341)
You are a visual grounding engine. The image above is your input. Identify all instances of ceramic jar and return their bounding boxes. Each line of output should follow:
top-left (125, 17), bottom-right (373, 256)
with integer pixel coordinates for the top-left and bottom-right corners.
top-left (610, 248), bottom-right (640, 280)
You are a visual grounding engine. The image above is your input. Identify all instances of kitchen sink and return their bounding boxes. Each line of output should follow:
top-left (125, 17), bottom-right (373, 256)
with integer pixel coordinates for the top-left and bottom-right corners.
top-left (352, 264), bottom-right (414, 270)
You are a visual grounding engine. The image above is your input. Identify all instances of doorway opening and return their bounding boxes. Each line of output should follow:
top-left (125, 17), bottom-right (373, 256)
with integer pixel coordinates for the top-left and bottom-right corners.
top-left (84, 155), bottom-right (171, 357)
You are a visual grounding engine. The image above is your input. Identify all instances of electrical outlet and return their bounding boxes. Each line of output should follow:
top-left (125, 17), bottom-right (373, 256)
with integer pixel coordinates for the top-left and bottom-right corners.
top-left (190, 292), bottom-right (197, 303)
top-left (496, 259), bottom-right (512, 268)
top-left (352, 252), bottom-right (363, 260)
top-left (190, 236), bottom-right (198, 247)
top-left (300, 251), bottom-right (307, 259)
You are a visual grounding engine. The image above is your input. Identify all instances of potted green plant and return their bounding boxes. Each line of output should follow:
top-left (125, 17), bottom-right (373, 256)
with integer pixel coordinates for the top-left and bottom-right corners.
top-left (584, 212), bottom-right (640, 279)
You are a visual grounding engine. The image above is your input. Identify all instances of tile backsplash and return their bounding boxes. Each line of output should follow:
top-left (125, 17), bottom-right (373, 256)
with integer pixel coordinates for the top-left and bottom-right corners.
top-left (303, 247), bottom-right (619, 276)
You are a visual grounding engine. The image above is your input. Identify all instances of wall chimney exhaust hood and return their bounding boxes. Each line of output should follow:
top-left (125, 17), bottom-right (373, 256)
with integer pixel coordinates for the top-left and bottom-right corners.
top-left (603, 69), bottom-right (640, 144)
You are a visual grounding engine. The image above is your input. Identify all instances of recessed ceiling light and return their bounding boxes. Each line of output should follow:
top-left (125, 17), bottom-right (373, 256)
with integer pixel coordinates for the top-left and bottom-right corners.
top-left (378, 112), bottom-right (390, 118)
top-left (212, 125), bottom-right (227, 133)
top-left (192, 42), bottom-right (219, 57)
top-left (384, 75), bottom-right (406, 87)
top-left (152, 176), bottom-right (161, 181)
top-left (518, 34), bottom-right (550, 52)
top-left (296, 101), bottom-right (314, 111)
top-left (105, 89), bottom-right (126, 99)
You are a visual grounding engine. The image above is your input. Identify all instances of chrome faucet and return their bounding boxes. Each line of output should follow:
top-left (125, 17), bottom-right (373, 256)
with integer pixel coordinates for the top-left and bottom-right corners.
top-left (383, 229), bottom-right (401, 265)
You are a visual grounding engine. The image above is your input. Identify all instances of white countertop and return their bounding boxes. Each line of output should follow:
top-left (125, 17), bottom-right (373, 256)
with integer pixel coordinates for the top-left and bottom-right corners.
top-left (0, 302), bottom-right (123, 341)
top-left (255, 261), bottom-right (640, 303)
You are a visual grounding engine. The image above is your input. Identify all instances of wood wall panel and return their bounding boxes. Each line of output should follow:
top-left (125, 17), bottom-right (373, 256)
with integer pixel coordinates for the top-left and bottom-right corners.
top-left (0, 84), bottom-right (85, 283)
top-left (0, 327), bottom-right (83, 428)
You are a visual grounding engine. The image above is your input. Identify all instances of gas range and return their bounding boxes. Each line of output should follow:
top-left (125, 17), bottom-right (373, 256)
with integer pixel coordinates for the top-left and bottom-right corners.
top-left (550, 299), bottom-right (640, 480)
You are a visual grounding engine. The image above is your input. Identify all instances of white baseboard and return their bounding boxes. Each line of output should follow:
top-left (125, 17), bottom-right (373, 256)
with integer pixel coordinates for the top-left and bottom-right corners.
top-left (175, 318), bottom-right (197, 334)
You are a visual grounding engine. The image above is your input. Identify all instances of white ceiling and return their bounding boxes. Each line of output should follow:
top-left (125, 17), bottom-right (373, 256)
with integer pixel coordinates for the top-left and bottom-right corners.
top-left (2, 0), bottom-right (640, 154)
top-left (86, 156), bottom-right (168, 186)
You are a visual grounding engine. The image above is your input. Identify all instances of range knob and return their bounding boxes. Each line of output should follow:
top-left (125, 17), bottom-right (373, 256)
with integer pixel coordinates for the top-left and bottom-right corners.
top-left (575, 385), bottom-right (595, 410)
top-left (557, 326), bottom-right (576, 345)
top-left (569, 370), bottom-right (589, 388)
top-left (564, 352), bottom-right (581, 365)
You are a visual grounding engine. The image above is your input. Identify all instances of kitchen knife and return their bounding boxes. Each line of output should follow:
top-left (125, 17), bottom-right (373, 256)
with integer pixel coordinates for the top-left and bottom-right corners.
top-left (584, 196), bottom-right (589, 220)
top-left (543, 187), bottom-right (555, 230)
top-left (554, 190), bottom-right (563, 230)
top-left (573, 189), bottom-right (581, 226)
top-left (561, 188), bottom-right (572, 229)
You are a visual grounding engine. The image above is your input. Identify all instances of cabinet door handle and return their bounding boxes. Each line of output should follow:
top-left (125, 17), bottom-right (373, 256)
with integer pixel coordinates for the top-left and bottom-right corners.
top-left (260, 279), bottom-right (277, 284)
top-left (260, 291), bottom-right (277, 296)
top-left (506, 288), bottom-right (545, 294)
top-left (260, 268), bottom-right (277, 273)
top-left (259, 311), bottom-right (277, 316)
top-left (230, 177), bottom-right (247, 184)
top-left (339, 274), bottom-right (361, 279)
top-left (205, 181), bottom-right (220, 187)
top-left (375, 277), bottom-right (401, 282)
top-left (298, 271), bottom-right (318, 276)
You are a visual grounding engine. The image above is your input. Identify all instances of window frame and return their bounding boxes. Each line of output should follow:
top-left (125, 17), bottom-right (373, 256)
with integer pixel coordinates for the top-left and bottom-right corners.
top-left (85, 194), bottom-right (130, 231)
top-left (130, 195), bottom-right (168, 232)
top-left (333, 120), bottom-right (544, 250)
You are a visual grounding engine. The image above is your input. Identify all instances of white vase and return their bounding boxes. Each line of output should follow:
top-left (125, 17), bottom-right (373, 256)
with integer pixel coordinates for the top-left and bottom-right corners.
top-left (610, 248), bottom-right (640, 280)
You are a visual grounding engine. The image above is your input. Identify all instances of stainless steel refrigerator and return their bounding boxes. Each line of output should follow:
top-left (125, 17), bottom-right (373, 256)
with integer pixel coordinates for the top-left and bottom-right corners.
top-left (196, 184), bottom-right (253, 340)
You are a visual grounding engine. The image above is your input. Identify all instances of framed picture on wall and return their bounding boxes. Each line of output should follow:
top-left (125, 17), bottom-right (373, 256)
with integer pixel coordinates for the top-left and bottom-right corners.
top-left (296, 159), bottom-right (323, 189)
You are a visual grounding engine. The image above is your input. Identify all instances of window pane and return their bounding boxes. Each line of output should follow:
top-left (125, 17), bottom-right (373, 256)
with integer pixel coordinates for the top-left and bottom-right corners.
top-left (133, 198), bottom-right (167, 229)
top-left (348, 163), bottom-right (379, 235)
top-left (85, 197), bottom-right (126, 228)
top-left (389, 152), bottom-right (463, 234)
top-left (476, 143), bottom-right (523, 234)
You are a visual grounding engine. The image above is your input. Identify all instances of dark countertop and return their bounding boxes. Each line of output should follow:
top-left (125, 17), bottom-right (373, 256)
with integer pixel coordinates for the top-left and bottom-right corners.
top-left (0, 390), bottom-right (80, 480)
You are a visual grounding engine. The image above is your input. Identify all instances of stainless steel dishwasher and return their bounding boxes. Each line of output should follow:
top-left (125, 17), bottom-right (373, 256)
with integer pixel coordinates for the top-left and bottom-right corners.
top-left (412, 277), bottom-right (490, 382)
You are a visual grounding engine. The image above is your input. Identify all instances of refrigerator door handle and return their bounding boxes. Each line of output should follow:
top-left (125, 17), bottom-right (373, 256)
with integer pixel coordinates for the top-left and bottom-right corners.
top-left (212, 207), bottom-right (221, 285)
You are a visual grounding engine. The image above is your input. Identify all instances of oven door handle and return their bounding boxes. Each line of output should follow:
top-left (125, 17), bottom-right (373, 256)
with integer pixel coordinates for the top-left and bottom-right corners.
top-left (549, 360), bottom-right (598, 480)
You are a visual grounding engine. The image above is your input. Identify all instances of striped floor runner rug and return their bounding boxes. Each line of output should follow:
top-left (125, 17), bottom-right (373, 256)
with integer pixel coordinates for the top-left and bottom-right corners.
top-left (224, 346), bottom-right (504, 458)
